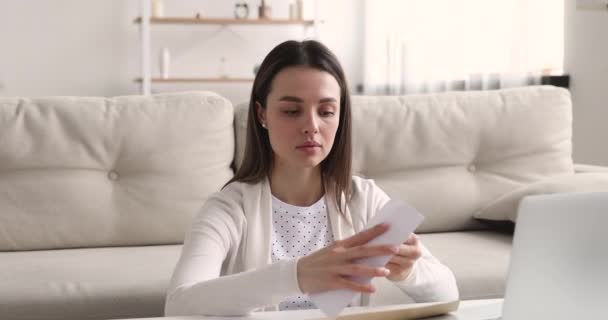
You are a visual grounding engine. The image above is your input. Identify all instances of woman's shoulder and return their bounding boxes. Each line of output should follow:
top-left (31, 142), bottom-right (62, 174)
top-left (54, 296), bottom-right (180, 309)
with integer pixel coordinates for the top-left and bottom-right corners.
top-left (209, 179), bottom-right (257, 204)
top-left (349, 175), bottom-right (390, 205)
top-left (192, 180), bottom-right (253, 225)
top-left (348, 176), bottom-right (391, 223)
top-left (351, 175), bottom-right (383, 195)
top-left (208, 179), bottom-right (268, 206)
top-left (219, 179), bottom-right (246, 195)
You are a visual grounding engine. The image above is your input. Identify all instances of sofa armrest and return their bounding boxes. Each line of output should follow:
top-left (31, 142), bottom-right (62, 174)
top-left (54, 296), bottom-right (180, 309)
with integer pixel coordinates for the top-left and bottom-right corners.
top-left (574, 163), bottom-right (608, 174)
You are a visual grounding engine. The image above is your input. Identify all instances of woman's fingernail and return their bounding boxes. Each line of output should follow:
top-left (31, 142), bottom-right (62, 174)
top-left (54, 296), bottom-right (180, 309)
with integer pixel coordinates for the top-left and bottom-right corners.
top-left (381, 268), bottom-right (390, 276)
top-left (392, 245), bottom-right (400, 253)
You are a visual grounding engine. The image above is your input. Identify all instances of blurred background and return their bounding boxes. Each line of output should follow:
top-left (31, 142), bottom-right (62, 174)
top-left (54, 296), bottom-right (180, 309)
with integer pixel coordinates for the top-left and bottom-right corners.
top-left (1, 0), bottom-right (607, 165)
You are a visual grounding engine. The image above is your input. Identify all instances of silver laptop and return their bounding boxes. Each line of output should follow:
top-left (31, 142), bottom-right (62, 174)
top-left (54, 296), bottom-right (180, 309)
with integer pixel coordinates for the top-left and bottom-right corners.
top-left (496, 192), bottom-right (608, 320)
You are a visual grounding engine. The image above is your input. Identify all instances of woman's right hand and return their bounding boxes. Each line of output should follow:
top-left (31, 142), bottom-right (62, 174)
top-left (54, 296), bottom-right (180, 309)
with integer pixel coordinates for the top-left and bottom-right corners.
top-left (296, 223), bottom-right (399, 294)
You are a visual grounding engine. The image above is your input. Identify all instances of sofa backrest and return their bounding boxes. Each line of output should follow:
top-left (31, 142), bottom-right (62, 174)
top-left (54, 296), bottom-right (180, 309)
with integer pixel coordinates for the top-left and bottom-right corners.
top-left (0, 91), bottom-right (234, 251)
top-left (234, 86), bottom-right (574, 232)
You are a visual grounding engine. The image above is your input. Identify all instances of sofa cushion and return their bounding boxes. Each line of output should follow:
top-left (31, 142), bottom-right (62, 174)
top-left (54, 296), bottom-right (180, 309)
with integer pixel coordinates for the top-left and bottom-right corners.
top-left (370, 231), bottom-right (512, 305)
top-left (235, 86), bottom-right (573, 232)
top-left (0, 91), bottom-right (234, 250)
top-left (474, 173), bottom-right (608, 222)
top-left (420, 231), bottom-right (512, 300)
top-left (0, 245), bottom-right (181, 320)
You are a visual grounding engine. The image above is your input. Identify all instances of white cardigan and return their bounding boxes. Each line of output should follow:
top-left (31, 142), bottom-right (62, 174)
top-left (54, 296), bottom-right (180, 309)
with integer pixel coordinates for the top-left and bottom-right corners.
top-left (165, 176), bottom-right (458, 316)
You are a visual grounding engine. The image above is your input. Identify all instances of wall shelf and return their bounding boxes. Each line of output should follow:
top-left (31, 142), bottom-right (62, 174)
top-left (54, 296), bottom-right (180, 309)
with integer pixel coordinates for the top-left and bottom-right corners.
top-left (135, 0), bottom-right (320, 95)
top-left (134, 77), bottom-right (255, 83)
top-left (134, 17), bottom-right (316, 26)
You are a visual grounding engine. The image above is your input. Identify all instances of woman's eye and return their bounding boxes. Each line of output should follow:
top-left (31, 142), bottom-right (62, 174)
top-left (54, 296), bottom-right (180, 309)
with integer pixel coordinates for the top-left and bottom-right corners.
top-left (283, 110), bottom-right (299, 116)
top-left (321, 110), bottom-right (335, 117)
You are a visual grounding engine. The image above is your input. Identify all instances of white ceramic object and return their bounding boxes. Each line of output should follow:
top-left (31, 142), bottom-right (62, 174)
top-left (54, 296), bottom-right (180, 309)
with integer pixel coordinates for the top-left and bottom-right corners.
top-left (151, 0), bottom-right (164, 17)
top-left (160, 48), bottom-right (170, 79)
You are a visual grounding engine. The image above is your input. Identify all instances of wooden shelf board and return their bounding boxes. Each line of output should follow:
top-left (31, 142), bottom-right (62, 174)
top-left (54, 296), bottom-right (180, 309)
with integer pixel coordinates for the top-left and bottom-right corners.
top-left (135, 77), bottom-right (255, 83)
top-left (134, 17), bottom-right (316, 25)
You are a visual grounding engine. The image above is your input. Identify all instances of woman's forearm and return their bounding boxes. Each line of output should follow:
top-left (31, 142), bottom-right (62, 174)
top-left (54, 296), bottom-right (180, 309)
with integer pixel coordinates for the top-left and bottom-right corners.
top-left (165, 258), bottom-right (302, 316)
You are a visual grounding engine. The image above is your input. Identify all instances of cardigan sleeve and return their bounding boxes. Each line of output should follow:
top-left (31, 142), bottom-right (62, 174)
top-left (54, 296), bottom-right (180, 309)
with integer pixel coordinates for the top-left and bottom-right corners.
top-left (362, 178), bottom-right (460, 302)
top-left (164, 187), bottom-right (303, 316)
top-left (390, 242), bottom-right (459, 302)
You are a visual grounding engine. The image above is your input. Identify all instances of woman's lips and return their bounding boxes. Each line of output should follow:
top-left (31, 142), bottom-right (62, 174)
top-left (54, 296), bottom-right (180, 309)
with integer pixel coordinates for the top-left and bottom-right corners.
top-left (296, 141), bottom-right (321, 148)
top-left (296, 143), bottom-right (321, 154)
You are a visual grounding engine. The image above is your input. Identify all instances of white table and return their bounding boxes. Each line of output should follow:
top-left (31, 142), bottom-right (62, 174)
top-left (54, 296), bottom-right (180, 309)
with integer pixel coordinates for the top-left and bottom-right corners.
top-left (428, 299), bottom-right (502, 319)
top-left (124, 299), bottom-right (503, 320)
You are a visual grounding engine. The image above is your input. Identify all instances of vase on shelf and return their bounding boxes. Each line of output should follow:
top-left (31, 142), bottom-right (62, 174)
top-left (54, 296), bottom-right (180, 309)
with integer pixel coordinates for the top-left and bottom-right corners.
top-left (151, 0), bottom-right (164, 17)
top-left (258, 0), bottom-right (271, 19)
top-left (160, 48), bottom-right (170, 79)
top-left (295, 0), bottom-right (303, 20)
top-left (289, 0), bottom-right (303, 20)
top-left (289, 3), bottom-right (296, 20)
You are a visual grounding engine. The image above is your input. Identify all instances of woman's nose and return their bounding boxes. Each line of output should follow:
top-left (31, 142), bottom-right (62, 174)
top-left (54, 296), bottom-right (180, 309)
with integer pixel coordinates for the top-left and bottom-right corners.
top-left (302, 113), bottom-right (319, 135)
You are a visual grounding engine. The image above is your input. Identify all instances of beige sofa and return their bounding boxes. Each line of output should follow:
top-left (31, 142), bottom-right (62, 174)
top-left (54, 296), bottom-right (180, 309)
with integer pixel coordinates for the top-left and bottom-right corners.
top-left (1, 86), bottom-right (606, 320)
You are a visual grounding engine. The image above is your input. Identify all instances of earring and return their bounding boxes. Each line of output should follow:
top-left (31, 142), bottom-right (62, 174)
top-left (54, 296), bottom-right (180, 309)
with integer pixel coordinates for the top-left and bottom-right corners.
top-left (261, 123), bottom-right (267, 129)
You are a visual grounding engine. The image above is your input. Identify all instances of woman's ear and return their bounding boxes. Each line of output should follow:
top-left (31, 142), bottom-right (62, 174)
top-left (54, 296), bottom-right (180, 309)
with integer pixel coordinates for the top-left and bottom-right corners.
top-left (256, 102), bottom-right (267, 128)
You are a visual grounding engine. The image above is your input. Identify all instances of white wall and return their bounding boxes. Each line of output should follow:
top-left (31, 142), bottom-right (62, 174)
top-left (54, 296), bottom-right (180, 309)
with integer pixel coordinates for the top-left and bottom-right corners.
top-left (564, 0), bottom-right (608, 165)
top-left (0, 0), bottom-right (363, 104)
top-left (3, 0), bottom-right (606, 165)
top-left (0, 1), bottom-right (134, 97)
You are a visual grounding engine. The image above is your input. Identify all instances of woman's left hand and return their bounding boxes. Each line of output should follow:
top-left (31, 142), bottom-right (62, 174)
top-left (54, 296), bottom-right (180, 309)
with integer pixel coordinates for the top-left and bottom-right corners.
top-left (384, 233), bottom-right (422, 281)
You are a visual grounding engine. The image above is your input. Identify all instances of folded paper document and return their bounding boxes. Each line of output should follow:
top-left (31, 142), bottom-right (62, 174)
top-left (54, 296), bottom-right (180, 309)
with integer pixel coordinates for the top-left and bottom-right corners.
top-left (309, 199), bottom-right (425, 318)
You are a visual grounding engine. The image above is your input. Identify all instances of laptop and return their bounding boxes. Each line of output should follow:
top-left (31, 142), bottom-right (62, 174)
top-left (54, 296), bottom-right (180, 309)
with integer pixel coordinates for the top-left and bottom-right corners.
top-left (496, 192), bottom-right (608, 320)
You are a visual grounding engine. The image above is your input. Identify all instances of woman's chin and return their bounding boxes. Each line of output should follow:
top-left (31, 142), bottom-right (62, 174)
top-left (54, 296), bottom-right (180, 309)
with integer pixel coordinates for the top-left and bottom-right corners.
top-left (275, 153), bottom-right (327, 170)
top-left (294, 156), bottom-right (324, 170)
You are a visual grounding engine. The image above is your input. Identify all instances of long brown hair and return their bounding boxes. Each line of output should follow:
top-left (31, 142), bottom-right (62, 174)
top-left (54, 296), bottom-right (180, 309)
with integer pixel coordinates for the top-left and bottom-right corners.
top-left (226, 40), bottom-right (353, 214)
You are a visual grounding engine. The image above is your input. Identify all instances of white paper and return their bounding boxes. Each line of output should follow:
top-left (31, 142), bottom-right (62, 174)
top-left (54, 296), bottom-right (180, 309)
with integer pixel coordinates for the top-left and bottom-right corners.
top-left (309, 199), bottom-right (425, 318)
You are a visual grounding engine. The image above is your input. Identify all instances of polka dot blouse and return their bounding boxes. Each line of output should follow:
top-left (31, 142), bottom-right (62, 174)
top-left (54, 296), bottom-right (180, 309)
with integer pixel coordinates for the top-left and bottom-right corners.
top-left (271, 194), bottom-right (334, 311)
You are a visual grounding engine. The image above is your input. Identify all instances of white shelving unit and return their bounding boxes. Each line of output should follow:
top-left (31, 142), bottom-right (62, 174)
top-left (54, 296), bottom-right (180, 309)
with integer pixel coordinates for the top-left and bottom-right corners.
top-left (135, 0), bottom-right (320, 95)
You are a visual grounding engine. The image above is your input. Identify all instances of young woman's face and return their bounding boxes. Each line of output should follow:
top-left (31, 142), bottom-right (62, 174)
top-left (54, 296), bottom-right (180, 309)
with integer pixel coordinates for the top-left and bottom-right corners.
top-left (258, 66), bottom-right (341, 171)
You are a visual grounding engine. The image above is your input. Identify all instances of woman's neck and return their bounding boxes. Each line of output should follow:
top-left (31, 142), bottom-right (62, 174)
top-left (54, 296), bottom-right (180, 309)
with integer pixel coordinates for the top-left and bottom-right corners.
top-left (269, 164), bottom-right (324, 207)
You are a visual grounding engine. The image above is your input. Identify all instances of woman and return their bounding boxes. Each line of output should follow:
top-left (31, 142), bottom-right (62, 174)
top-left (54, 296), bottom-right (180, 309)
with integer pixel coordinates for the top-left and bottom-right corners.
top-left (165, 40), bottom-right (458, 316)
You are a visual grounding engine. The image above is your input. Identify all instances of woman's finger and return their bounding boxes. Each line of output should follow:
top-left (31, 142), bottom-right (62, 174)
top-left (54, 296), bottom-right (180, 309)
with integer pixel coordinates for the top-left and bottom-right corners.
top-left (338, 223), bottom-right (389, 248)
top-left (333, 264), bottom-right (391, 278)
top-left (334, 277), bottom-right (376, 293)
top-left (387, 255), bottom-right (416, 269)
top-left (394, 244), bottom-right (422, 259)
top-left (405, 233), bottom-right (418, 245)
top-left (385, 261), bottom-right (407, 272)
top-left (343, 244), bottom-right (398, 261)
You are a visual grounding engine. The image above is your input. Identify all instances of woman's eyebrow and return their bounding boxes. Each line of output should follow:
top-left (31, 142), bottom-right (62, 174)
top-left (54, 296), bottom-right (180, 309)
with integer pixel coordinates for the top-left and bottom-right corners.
top-left (277, 96), bottom-right (337, 103)
top-left (319, 97), bottom-right (337, 103)
top-left (278, 96), bottom-right (303, 102)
